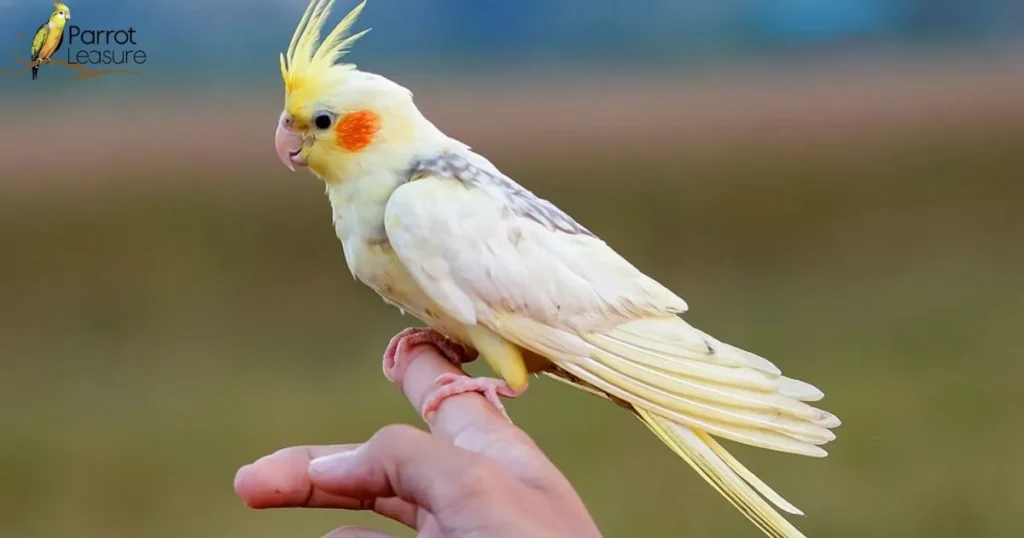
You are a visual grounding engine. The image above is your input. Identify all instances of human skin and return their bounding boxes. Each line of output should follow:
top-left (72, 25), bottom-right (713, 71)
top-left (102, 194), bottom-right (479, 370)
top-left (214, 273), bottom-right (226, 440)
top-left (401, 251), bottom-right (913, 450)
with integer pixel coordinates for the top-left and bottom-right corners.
top-left (233, 344), bottom-right (604, 538)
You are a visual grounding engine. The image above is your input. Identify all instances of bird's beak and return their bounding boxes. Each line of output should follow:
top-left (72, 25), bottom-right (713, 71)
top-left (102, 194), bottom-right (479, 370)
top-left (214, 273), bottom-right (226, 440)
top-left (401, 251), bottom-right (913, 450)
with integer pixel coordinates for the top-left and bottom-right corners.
top-left (275, 113), bottom-right (307, 171)
top-left (65, 13), bottom-right (70, 19)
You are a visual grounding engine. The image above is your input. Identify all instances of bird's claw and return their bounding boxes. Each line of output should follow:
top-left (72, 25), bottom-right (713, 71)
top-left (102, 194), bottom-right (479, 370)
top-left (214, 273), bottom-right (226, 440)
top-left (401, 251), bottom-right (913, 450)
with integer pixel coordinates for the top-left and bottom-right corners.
top-left (382, 327), bottom-right (478, 386)
top-left (422, 374), bottom-right (525, 422)
top-left (381, 327), bottom-right (523, 421)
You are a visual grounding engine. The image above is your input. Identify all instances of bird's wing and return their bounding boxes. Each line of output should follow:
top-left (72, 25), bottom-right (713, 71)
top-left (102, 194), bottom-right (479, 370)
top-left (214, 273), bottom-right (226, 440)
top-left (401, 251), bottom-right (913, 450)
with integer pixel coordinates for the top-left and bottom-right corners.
top-left (384, 148), bottom-right (688, 332)
top-left (31, 24), bottom-right (48, 61)
top-left (384, 147), bottom-right (838, 537)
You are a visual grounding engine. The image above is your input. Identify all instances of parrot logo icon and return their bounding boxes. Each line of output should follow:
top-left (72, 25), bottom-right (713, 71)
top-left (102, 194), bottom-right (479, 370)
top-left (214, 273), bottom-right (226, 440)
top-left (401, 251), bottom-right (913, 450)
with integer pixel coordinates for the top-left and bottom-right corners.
top-left (30, 1), bottom-right (72, 80)
top-left (0, 1), bottom-right (143, 83)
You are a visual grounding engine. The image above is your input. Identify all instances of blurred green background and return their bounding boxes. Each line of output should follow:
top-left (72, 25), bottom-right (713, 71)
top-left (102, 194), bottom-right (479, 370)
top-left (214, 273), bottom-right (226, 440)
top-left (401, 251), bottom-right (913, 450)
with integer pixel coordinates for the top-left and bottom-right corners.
top-left (2, 1), bottom-right (1024, 537)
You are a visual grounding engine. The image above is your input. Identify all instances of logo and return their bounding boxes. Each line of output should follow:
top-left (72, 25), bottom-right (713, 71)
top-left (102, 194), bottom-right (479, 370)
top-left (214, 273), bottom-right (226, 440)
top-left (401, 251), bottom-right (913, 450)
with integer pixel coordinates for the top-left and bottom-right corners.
top-left (1, 1), bottom-right (145, 83)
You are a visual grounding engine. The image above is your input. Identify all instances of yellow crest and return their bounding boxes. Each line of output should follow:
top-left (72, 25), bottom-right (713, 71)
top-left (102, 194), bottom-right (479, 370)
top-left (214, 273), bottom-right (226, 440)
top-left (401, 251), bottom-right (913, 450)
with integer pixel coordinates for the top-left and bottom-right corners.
top-left (279, 0), bottom-right (370, 96)
top-left (53, 1), bottom-right (69, 11)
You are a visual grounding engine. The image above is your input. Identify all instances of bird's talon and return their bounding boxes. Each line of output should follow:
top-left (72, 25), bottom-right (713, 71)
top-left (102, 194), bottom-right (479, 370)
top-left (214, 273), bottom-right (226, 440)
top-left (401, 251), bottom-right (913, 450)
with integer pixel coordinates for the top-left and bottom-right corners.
top-left (382, 327), bottom-right (478, 387)
top-left (421, 374), bottom-right (525, 422)
top-left (435, 374), bottom-right (458, 388)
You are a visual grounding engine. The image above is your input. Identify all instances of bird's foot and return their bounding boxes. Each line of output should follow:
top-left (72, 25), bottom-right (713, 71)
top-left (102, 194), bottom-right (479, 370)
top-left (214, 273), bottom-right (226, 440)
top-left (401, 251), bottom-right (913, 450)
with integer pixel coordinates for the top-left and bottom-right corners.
top-left (382, 327), bottom-right (478, 385)
top-left (422, 374), bottom-right (526, 422)
top-left (40, 58), bottom-right (51, 64)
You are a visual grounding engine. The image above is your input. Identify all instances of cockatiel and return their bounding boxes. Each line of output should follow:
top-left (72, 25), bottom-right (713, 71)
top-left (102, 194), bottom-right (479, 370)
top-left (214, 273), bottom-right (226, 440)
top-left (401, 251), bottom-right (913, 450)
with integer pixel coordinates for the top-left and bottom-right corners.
top-left (273, 1), bottom-right (840, 536)
top-left (30, 1), bottom-right (71, 81)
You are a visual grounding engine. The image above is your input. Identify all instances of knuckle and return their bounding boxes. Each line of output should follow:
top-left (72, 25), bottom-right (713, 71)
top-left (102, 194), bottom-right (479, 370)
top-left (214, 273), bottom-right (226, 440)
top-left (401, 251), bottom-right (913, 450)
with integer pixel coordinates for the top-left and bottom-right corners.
top-left (492, 426), bottom-right (536, 450)
top-left (370, 423), bottom-right (422, 447)
top-left (270, 445), bottom-right (307, 458)
top-left (455, 425), bottom-right (535, 458)
top-left (268, 445), bottom-right (326, 470)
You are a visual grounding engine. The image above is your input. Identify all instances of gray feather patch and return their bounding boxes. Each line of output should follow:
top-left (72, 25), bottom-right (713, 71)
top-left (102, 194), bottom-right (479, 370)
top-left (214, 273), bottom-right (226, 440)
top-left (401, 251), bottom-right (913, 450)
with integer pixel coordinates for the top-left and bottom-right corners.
top-left (409, 151), bottom-right (595, 237)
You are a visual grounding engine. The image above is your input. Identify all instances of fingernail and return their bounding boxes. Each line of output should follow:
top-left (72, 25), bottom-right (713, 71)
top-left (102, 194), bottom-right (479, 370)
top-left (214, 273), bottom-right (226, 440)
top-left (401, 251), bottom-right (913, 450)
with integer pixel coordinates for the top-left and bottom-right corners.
top-left (308, 450), bottom-right (356, 479)
top-left (233, 464), bottom-right (252, 492)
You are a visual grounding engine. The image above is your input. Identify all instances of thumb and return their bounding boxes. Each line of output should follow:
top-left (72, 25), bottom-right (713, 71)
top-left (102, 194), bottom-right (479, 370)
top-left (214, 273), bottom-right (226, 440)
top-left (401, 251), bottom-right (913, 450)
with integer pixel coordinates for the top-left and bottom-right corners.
top-left (308, 424), bottom-right (507, 513)
top-left (323, 526), bottom-right (395, 538)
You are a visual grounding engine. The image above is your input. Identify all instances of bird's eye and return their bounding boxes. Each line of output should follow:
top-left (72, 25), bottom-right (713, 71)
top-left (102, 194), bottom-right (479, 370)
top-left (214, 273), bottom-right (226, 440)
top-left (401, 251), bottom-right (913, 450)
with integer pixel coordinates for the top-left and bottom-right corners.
top-left (314, 114), bottom-right (333, 130)
top-left (58, 11), bottom-right (63, 15)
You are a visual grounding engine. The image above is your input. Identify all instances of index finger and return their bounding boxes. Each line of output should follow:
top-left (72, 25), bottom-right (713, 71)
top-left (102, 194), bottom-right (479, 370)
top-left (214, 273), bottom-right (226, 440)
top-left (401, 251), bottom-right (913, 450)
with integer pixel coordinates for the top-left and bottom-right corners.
top-left (393, 344), bottom-right (569, 489)
top-left (396, 345), bottom-right (562, 490)
top-left (399, 345), bottom-right (525, 446)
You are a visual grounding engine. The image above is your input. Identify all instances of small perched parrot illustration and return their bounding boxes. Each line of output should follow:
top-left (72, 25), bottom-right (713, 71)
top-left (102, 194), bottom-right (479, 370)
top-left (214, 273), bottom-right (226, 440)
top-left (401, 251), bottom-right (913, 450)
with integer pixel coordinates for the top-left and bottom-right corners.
top-left (30, 1), bottom-right (71, 80)
top-left (273, 1), bottom-right (840, 536)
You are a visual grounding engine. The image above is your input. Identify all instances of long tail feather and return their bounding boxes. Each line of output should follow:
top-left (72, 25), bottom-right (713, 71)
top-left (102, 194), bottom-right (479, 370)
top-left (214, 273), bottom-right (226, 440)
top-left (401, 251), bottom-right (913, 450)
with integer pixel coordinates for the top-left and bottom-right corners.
top-left (636, 408), bottom-right (808, 538)
top-left (543, 367), bottom-right (809, 537)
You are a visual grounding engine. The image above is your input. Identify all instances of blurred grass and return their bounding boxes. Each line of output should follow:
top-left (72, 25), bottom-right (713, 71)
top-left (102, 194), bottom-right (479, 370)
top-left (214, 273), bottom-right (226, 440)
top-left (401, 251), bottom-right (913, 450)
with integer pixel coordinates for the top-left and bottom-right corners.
top-left (1, 109), bottom-right (1023, 537)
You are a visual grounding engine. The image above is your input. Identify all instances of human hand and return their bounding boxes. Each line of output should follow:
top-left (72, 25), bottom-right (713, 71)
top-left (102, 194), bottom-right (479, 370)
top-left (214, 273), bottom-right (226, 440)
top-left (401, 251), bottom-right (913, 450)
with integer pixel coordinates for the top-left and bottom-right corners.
top-left (233, 344), bottom-right (603, 538)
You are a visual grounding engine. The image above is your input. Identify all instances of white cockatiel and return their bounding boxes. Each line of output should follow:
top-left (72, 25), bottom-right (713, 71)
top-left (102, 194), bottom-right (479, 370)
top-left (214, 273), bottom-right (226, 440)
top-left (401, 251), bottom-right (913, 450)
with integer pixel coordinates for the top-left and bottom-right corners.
top-left (272, 1), bottom-right (840, 536)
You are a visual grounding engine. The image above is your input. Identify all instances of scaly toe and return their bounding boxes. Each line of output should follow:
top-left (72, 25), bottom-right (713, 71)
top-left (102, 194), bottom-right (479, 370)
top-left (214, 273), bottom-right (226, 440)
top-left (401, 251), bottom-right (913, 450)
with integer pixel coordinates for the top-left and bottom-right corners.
top-left (382, 327), bottom-right (430, 382)
top-left (421, 374), bottom-right (524, 422)
top-left (381, 328), bottom-right (479, 386)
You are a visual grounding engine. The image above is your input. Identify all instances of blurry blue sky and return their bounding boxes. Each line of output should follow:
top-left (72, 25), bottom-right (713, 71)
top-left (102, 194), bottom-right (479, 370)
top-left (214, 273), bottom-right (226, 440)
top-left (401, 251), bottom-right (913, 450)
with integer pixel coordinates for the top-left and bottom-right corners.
top-left (0, 0), bottom-right (1021, 90)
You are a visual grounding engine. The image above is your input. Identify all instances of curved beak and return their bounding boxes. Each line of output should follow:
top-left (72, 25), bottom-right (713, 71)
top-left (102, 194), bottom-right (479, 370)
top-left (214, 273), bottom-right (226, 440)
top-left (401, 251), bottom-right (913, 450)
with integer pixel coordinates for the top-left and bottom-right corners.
top-left (275, 113), bottom-right (307, 171)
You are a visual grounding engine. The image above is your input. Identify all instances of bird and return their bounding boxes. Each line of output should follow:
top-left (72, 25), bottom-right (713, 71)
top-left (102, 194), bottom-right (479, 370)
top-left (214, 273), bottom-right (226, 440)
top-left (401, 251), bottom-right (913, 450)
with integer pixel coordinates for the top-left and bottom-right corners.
top-left (30, 1), bottom-right (71, 81)
top-left (273, 1), bottom-right (840, 536)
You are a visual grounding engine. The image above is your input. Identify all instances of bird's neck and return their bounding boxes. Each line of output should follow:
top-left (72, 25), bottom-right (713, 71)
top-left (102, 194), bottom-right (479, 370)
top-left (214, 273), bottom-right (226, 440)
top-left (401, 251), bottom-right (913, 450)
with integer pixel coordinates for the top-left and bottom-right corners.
top-left (324, 131), bottom-right (450, 254)
top-left (327, 164), bottom-right (401, 227)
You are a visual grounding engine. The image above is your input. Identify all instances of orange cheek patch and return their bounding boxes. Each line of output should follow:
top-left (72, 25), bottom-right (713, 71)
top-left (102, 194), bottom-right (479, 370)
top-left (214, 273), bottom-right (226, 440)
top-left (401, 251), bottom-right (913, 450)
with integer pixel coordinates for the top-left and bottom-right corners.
top-left (335, 109), bottom-right (381, 152)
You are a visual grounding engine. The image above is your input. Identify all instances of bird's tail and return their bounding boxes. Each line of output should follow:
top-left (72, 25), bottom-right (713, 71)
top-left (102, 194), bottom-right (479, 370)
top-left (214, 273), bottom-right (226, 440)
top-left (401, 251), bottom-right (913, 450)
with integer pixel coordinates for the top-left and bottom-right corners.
top-left (502, 313), bottom-right (836, 538)
top-left (544, 369), bottom-right (809, 538)
top-left (635, 407), bottom-right (808, 538)
top-left (32, 66), bottom-right (38, 80)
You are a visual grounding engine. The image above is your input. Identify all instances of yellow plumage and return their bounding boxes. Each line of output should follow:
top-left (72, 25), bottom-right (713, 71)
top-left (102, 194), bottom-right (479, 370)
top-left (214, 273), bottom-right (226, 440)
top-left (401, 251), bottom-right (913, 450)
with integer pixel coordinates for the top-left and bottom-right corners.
top-left (280, 0), bottom-right (369, 101)
top-left (466, 325), bottom-right (529, 392)
top-left (29, 1), bottom-right (71, 80)
top-left (273, 2), bottom-right (840, 537)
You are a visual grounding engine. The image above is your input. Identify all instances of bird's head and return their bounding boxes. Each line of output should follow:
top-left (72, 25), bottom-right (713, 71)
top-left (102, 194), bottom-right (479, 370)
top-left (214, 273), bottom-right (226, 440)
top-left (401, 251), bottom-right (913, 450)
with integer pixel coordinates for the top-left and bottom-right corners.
top-left (50, 1), bottom-right (70, 23)
top-left (276, 0), bottom-right (424, 183)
